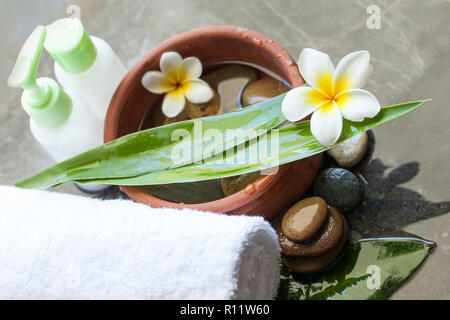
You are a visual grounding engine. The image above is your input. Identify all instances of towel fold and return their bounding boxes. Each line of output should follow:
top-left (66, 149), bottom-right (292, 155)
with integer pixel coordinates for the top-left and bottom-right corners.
top-left (0, 186), bottom-right (280, 299)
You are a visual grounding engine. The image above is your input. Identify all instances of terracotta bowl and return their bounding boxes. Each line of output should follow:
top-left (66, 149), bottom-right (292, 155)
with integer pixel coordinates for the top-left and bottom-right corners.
top-left (105, 25), bottom-right (322, 221)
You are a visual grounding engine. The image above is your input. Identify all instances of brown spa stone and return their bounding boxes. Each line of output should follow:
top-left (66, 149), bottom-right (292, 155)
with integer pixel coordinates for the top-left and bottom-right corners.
top-left (283, 216), bottom-right (349, 274)
top-left (273, 206), bottom-right (344, 257)
top-left (202, 65), bottom-right (257, 113)
top-left (241, 77), bottom-right (289, 107)
top-left (202, 65), bottom-right (257, 91)
top-left (281, 197), bottom-right (328, 242)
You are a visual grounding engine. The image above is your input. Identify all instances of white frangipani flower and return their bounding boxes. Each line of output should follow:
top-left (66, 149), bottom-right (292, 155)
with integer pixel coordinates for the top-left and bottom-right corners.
top-left (142, 52), bottom-right (213, 118)
top-left (282, 48), bottom-right (380, 147)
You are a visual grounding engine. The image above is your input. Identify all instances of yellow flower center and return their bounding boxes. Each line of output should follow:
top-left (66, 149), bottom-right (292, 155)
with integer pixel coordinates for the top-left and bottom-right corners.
top-left (309, 71), bottom-right (351, 112)
top-left (166, 68), bottom-right (191, 93)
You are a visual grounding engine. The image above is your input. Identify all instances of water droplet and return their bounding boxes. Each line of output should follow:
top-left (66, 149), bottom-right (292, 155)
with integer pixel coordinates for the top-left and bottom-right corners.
top-left (244, 184), bottom-right (256, 195)
top-left (236, 27), bottom-right (246, 36)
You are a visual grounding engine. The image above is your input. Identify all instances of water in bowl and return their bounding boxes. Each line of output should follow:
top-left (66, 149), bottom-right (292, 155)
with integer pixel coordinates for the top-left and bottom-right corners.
top-left (139, 62), bottom-right (290, 204)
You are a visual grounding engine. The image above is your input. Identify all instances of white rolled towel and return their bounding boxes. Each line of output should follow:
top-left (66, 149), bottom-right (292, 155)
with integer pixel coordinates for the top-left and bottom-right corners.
top-left (0, 186), bottom-right (280, 299)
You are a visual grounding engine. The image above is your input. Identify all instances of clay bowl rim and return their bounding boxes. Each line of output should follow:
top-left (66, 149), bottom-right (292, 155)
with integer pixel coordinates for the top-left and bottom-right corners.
top-left (105, 25), bottom-right (305, 212)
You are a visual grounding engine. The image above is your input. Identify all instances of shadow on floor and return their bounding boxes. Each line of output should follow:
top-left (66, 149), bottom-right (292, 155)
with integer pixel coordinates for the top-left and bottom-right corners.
top-left (348, 159), bottom-right (450, 239)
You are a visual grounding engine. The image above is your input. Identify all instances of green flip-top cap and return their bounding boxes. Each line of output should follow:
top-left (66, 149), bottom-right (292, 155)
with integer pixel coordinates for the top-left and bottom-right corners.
top-left (8, 25), bottom-right (72, 129)
top-left (44, 18), bottom-right (97, 74)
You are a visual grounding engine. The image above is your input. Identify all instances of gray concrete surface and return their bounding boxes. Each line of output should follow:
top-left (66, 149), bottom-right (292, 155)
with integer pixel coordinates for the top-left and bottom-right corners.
top-left (0, 0), bottom-right (449, 299)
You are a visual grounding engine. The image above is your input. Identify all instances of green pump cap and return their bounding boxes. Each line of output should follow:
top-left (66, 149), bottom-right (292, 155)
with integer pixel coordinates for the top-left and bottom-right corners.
top-left (44, 18), bottom-right (97, 74)
top-left (8, 25), bottom-right (72, 129)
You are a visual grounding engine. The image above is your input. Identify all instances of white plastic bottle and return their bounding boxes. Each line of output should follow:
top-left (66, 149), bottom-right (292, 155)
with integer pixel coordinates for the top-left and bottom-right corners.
top-left (44, 18), bottom-right (127, 123)
top-left (8, 26), bottom-right (108, 193)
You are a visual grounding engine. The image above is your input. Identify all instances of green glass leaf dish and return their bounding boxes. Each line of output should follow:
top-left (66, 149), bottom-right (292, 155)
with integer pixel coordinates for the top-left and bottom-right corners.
top-left (75, 100), bottom-right (430, 186)
top-left (276, 238), bottom-right (436, 300)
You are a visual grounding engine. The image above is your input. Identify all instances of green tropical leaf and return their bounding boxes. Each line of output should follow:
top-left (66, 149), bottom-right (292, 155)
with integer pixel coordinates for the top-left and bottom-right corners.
top-left (16, 94), bottom-right (287, 188)
top-left (75, 100), bottom-right (429, 186)
top-left (276, 238), bottom-right (436, 300)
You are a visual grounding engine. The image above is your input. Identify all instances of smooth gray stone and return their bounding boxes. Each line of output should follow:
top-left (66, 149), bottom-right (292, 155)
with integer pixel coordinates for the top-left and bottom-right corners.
top-left (313, 168), bottom-right (364, 213)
